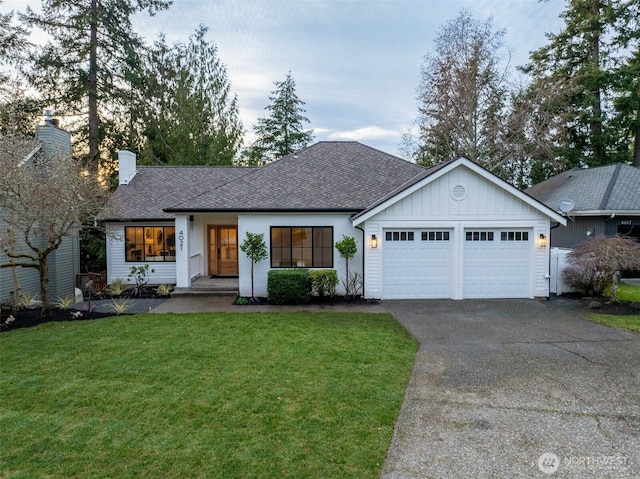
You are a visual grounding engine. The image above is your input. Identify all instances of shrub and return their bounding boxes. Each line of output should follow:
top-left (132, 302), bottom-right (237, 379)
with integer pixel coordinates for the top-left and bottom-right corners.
top-left (53, 295), bottom-right (75, 310)
top-left (106, 278), bottom-right (128, 296)
top-left (267, 269), bottom-right (311, 305)
top-left (309, 269), bottom-right (338, 298)
top-left (111, 297), bottom-right (133, 316)
top-left (564, 235), bottom-right (640, 301)
top-left (155, 284), bottom-right (174, 297)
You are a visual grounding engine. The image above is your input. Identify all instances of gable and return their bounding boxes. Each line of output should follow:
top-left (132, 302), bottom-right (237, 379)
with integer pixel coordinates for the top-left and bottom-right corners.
top-left (353, 159), bottom-right (566, 225)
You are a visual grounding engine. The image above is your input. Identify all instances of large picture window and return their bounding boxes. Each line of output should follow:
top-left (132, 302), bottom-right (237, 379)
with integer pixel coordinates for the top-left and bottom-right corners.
top-left (125, 226), bottom-right (176, 262)
top-left (271, 227), bottom-right (333, 268)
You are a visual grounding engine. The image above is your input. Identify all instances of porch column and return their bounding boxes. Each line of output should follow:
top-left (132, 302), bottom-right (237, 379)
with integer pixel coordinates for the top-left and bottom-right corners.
top-left (175, 215), bottom-right (190, 288)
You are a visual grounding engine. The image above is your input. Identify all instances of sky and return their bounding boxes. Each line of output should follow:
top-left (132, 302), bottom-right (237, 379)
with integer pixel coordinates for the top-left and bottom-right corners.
top-left (8, 0), bottom-right (568, 157)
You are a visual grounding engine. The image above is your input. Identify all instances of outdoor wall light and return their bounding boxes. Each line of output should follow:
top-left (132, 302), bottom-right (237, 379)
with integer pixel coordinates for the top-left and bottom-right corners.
top-left (537, 233), bottom-right (547, 248)
top-left (371, 234), bottom-right (378, 249)
top-left (586, 229), bottom-right (592, 237)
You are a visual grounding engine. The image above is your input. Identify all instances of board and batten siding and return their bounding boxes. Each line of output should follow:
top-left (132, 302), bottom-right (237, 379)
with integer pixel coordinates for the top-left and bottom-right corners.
top-left (361, 164), bottom-right (554, 299)
top-left (237, 213), bottom-right (362, 298)
top-left (49, 234), bottom-right (80, 299)
top-left (0, 234), bottom-right (41, 302)
top-left (105, 223), bottom-right (177, 285)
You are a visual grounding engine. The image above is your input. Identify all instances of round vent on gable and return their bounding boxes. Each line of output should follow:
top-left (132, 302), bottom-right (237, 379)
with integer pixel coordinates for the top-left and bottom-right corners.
top-left (451, 184), bottom-right (467, 201)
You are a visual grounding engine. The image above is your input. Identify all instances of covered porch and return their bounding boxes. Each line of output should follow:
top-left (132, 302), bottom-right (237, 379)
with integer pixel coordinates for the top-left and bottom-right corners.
top-left (174, 213), bottom-right (239, 289)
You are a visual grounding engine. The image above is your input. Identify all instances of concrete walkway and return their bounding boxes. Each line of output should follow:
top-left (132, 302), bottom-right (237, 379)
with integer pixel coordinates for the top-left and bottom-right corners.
top-left (379, 297), bottom-right (640, 479)
top-left (150, 294), bottom-right (386, 314)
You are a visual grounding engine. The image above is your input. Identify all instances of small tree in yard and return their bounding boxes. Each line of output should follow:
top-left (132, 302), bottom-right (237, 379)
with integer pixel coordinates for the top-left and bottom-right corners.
top-left (0, 148), bottom-right (108, 317)
top-left (240, 232), bottom-right (268, 300)
top-left (335, 235), bottom-right (361, 300)
top-left (564, 236), bottom-right (640, 302)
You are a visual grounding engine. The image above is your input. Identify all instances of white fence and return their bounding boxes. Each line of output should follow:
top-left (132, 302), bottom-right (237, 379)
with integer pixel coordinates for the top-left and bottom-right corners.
top-left (550, 247), bottom-right (577, 295)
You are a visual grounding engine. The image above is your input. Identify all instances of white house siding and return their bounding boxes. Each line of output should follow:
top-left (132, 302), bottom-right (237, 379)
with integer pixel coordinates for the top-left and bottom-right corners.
top-left (106, 222), bottom-right (177, 285)
top-left (237, 213), bottom-right (363, 298)
top-left (361, 165), bottom-right (553, 300)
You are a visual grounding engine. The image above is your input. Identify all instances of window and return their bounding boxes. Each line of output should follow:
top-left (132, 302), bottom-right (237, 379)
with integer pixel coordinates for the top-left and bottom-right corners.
top-left (270, 227), bottom-right (333, 268)
top-left (125, 226), bottom-right (176, 262)
top-left (421, 231), bottom-right (450, 241)
top-left (385, 231), bottom-right (415, 241)
top-left (500, 231), bottom-right (529, 241)
top-left (465, 231), bottom-right (494, 241)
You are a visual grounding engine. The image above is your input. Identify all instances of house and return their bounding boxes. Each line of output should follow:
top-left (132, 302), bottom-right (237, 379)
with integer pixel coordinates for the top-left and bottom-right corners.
top-left (102, 142), bottom-right (566, 299)
top-left (0, 113), bottom-right (80, 303)
top-left (526, 164), bottom-right (640, 248)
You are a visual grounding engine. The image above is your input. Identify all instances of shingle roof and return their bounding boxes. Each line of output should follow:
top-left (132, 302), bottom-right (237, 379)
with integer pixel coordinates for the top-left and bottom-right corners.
top-left (104, 142), bottom-right (427, 220)
top-left (0, 138), bottom-right (41, 166)
top-left (166, 141), bottom-right (426, 212)
top-left (526, 163), bottom-right (640, 213)
top-left (102, 166), bottom-right (256, 220)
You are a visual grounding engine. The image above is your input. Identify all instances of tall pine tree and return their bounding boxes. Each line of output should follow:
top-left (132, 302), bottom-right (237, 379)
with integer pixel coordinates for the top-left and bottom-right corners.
top-left (20, 0), bottom-right (171, 167)
top-left (138, 26), bottom-right (243, 165)
top-left (522, 0), bottom-right (639, 168)
top-left (251, 71), bottom-right (314, 161)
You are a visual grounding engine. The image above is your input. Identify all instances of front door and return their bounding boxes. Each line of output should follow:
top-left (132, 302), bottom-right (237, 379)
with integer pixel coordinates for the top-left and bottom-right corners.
top-left (208, 225), bottom-right (238, 276)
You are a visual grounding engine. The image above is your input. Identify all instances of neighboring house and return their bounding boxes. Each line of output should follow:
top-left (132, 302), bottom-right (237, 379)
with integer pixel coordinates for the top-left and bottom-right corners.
top-left (0, 114), bottom-right (80, 303)
top-left (102, 142), bottom-right (565, 300)
top-left (526, 164), bottom-right (640, 248)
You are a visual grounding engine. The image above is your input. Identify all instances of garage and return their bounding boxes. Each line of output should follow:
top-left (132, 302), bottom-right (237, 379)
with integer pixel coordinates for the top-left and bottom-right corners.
top-left (382, 229), bottom-right (453, 299)
top-left (355, 157), bottom-right (566, 300)
top-left (463, 229), bottom-right (532, 298)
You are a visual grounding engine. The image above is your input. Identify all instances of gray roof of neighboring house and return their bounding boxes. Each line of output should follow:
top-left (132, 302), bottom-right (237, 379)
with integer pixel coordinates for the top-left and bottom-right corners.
top-left (0, 138), bottom-right (41, 166)
top-left (104, 142), bottom-right (427, 220)
top-left (526, 163), bottom-right (640, 214)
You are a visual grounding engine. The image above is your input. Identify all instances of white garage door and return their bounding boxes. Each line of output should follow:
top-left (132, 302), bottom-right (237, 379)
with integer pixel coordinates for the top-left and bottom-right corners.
top-left (463, 229), bottom-right (531, 298)
top-left (382, 230), bottom-right (452, 299)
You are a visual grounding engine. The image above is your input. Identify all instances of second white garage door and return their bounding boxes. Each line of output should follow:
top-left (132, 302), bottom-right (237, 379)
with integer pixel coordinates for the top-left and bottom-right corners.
top-left (463, 229), bottom-right (532, 298)
top-left (382, 229), bottom-right (453, 299)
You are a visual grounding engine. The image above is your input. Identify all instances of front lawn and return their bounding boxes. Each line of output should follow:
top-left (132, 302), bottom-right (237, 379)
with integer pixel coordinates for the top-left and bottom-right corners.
top-left (0, 312), bottom-right (417, 479)
top-left (588, 282), bottom-right (640, 333)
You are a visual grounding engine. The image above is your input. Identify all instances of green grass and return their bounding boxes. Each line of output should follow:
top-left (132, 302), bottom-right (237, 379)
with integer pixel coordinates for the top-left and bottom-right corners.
top-left (614, 282), bottom-right (640, 302)
top-left (0, 312), bottom-right (417, 479)
top-left (587, 313), bottom-right (640, 333)
top-left (588, 283), bottom-right (640, 333)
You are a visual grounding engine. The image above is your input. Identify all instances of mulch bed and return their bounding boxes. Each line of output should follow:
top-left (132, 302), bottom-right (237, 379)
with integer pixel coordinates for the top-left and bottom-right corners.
top-left (574, 295), bottom-right (640, 316)
top-left (1, 290), bottom-right (169, 333)
top-left (1, 307), bottom-right (116, 333)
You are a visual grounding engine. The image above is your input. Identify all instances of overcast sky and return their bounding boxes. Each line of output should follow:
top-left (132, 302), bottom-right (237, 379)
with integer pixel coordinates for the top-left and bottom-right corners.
top-left (9, 0), bottom-right (568, 157)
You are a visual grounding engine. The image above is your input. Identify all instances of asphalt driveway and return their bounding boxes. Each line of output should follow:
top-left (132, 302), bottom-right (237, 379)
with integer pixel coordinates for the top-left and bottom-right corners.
top-left (380, 297), bottom-right (640, 479)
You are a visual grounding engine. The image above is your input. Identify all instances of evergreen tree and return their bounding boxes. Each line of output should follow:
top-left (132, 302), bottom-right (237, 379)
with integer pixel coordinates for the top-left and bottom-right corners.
top-left (20, 0), bottom-right (171, 167)
top-left (139, 26), bottom-right (243, 165)
top-left (522, 0), bottom-right (639, 168)
top-left (252, 71), bottom-right (314, 161)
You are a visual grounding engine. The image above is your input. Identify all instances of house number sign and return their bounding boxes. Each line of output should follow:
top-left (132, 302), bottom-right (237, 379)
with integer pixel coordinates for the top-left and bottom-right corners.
top-left (178, 230), bottom-right (184, 251)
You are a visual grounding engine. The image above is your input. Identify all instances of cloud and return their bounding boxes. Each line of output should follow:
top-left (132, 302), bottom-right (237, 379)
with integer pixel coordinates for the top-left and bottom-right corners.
top-left (328, 126), bottom-right (400, 142)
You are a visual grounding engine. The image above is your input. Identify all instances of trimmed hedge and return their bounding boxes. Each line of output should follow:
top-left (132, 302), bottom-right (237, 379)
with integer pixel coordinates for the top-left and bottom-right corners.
top-left (309, 269), bottom-right (338, 298)
top-left (267, 269), bottom-right (312, 304)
